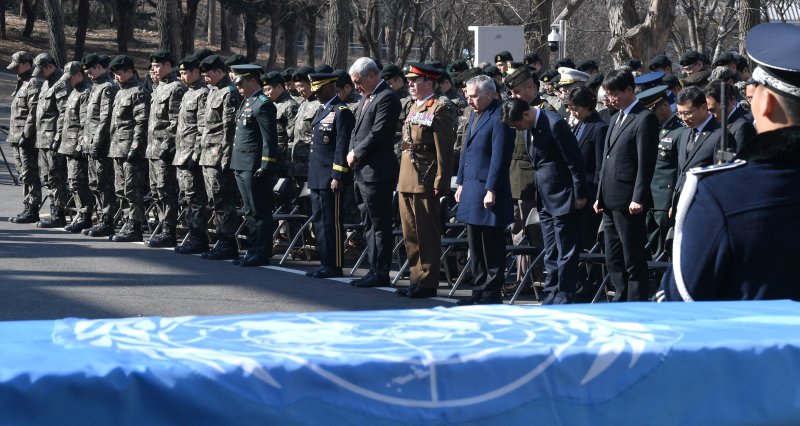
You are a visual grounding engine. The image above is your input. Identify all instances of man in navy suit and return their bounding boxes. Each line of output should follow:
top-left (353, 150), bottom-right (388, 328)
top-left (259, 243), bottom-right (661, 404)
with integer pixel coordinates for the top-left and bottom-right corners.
top-left (593, 69), bottom-right (659, 302)
top-left (503, 98), bottom-right (588, 304)
top-left (705, 80), bottom-right (756, 153)
top-left (455, 75), bottom-right (516, 305)
top-left (346, 57), bottom-right (402, 287)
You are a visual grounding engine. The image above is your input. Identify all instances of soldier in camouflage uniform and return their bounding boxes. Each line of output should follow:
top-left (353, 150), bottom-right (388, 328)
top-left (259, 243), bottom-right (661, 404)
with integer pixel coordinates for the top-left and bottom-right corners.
top-left (335, 70), bottom-right (361, 111)
top-left (198, 55), bottom-right (243, 261)
top-left (58, 62), bottom-right (94, 233)
top-left (290, 67), bottom-right (321, 184)
top-left (81, 54), bottom-right (119, 237)
top-left (261, 71), bottom-right (298, 178)
top-left (173, 55), bottom-right (210, 255)
top-left (32, 53), bottom-right (69, 228)
top-left (7, 51), bottom-right (42, 224)
top-left (108, 55), bottom-right (150, 243)
top-left (144, 50), bottom-right (186, 248)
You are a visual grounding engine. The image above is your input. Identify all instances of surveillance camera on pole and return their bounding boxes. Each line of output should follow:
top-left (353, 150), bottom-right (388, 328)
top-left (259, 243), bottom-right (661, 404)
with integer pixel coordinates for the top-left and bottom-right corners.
top-left (547, 25), bottom-right (560, 52)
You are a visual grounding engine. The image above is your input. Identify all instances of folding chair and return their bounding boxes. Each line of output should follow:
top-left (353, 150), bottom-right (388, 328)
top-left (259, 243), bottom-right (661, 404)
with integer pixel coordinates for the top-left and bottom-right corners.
top-left (0, 124), bottom-right (19, 185)
top-left (506, 209), bottom-right (546, 305)
top-left (275, 183), bottom-right (313, 265)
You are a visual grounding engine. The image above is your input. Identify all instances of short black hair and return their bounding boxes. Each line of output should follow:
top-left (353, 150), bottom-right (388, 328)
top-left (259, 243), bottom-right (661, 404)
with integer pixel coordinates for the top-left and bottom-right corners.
top-left (704, 79), bottom-right (736, 103)
top-left (565, 86), bottom-right (597, 110)
top-left (676, 86), bottom-right (707, 108)
top-left (501, 98), bottom-right (530, 124)
top-left (602, 69), bottom-right (635, 93)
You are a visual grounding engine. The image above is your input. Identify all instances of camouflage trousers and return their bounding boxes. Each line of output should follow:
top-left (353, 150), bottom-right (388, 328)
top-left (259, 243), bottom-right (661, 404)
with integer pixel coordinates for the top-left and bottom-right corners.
top-left (39, 148), bottom-right (69, 213)
top-left (202, 166), bottom-right (239, 240)
top-left (67, 155), bottom-right (93, 216)
top-left (177, 165), bottom-right (207, 234)
top-left (113, 158), bottom-right (147, 223)
top-left (12, 144), bottom-right (41, 212)
top-left (87, 154), bottom-right (118, 223)
top-left (148, 158), bottom-right (179, 226)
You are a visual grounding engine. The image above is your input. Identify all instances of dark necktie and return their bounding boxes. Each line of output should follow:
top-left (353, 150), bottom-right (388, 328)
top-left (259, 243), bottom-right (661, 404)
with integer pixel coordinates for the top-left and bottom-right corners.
top-left (359, 95), bottom-right (372, 119)
top-left (687, 128), bottom-right (698, 153)
top-left (610, 113), bottom-right (624, 142)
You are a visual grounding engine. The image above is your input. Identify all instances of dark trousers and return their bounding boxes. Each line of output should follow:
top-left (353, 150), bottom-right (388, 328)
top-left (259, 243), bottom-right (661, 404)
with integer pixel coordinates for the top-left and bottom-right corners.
top-left (235, 170), bottom-right (274, 258)
top-left (646, 209), bottom-right (672, 258)
top-left (466, 224), bottom-right (507, 296)
top-left (603, 209), bottom-right (650, 301)
top-left (356, 180), bottom-right (394, 279)
top-left (540, 208), bottom-right (580, 296)
top-left (310, 188), bottom-right (344, 268)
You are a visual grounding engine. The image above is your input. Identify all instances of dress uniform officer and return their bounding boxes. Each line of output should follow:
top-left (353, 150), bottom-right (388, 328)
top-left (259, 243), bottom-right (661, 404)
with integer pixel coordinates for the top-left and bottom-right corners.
top-left (81, 54), bottom-right (119, 237)
top-left (57, 62), bottom-right (95, 233)
top-left (261, 71), bottom-right (299, 178)
top-left (198, 54), bottom-right (243, 260)
top-left (7, 51), bottom-right (42, 224)
top-left (229, 64), bottom-right (279, 267)
top-left (658, 22), bottom-right (800, 302)
top-left (32, 53), bottom-right (69, 228)
top-left (638, 85), bottom-right (685, 257)
top-left (393, 63), bottom-right (454, 298)
top-left (304, 73), bottom-right (356, 278)
top-left (108, 55), bottom-right (150, 243)
top-left (173, 55), bottom-right (210, 254)
top-left (634, 71), bottom-right (666, 92)
top-left (145, 50), bottom-right (186, 247)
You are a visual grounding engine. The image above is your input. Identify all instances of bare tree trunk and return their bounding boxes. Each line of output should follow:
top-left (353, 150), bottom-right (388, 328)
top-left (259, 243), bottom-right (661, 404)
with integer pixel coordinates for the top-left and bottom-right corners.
top-left (302, 7), bottom-right (317, 66)
top-left (22, 0), bottom-right (38, 38)
top-left (533, 0), bottom-right (553, 70)
top-left (115, 0), bottom-right (136, 52)
top-left (397, 1), bottom-right (421, 66)
top-left (244, 13), bottom-right (260, 61)
top-left (282, 14), bottom-right (298, 67)
top-left (157, 0), bottom-right (180, 54)
top-left (324, 0), bottom-right (350, 69)
top-left (42, 0), bottom-right (66, 66)
top-left (221, 5), bottom-right (231, 53)
top-left (1, 0), bottom-right (8, 39)
top-left (606, 0), bottom-right (674, 67)
top-left (181, 0), bottom-right (201, 57)
top-left (74, 0), bottom-right (90, 59)
top-left (266, 7), bottom-right (280, 69)
top-left (228, 11), bottom-right (240, 46)
top-left (739, 0), bottom-right (761, 56)
top-left (207, 0), bottom-right (217, 44)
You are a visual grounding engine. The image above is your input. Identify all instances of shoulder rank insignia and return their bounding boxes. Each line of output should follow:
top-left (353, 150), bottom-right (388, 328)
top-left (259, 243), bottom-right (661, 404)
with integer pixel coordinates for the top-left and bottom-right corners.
top-left (689, 159), bottom-right (747, 176)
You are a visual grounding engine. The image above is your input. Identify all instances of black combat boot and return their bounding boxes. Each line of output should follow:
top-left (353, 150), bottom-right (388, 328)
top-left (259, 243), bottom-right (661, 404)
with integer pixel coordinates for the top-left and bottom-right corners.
top-left (65, 214), bottom-right (93, 233)
top-left (9, 206), bottom-right (29, 223)
top-left (146, 223), bottom-right (177, 248)
top-left (12, 209), bottom-right (40, 224)
top-left (85, 217), bottom-right (115, 237)
top-left (175, 231), bottom-right (210, 254)
top-left (201, 238), bottom-right (239, 260)
top-left (36, 207), bottom-right (66, 228)
top-left (112, 220), bottom-right (143, 242)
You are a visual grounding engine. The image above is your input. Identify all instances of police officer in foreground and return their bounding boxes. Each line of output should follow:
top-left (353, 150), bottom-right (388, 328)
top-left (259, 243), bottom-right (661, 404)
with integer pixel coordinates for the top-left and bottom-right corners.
top-left (261, 71), bottom-right (299, 178)
top-left (394, 63), bottom-right (454, 298)
top-left (198, 55), bottom-right (242, 261)
top-left (230, 64), bottom-right (279, 267)
top-left (173, 55), bottom-right (210, 254)
top-left (108, 55), bottom-right (150, 243)
top-left (58, 62), bottom-right (94, 233)
top-left (304, 73), bottom-right (356, 278)
top-left (32, 53), bottom-right (69, 228)
top-left (7, 51), bottom-right (42, 224)
top-left (658, 22), bottom-right (800, 302)
top-left (81, 54), bottom-right (119, 237)
top-left (638, 85), bottom-right (685, 257)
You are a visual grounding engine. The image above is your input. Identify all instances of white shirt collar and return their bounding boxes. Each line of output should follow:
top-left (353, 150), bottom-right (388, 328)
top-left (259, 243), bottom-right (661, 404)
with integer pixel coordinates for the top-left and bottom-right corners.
top-left (621, 98), bottom-right (639, 117)
top-left (695, 113), bottom-right (714, 133)
top-left (415, 93), bottom-right (435, 106)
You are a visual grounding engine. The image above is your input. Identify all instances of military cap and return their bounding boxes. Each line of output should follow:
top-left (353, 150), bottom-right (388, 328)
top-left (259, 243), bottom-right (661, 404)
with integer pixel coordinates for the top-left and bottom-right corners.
top-left (404, 62), bottom-right (441, 80)
top-left (494, 51), bottom-right (513, 63)
top-left (309, 72), bottom-right (338, 93)
top-left (380, 64), bottom-right (404, 80)
top-left (59, 61), bottom-right (83, 81)
top-left (449, 60), bottom-right (469, 73)
top-left (636, 85), bottom-right (669, 108)
top-left (635, 70), bottom-right (665, 89)
top-left (149, 50), bottom-right (176, 65)
top-left (484, 65), bottom-right (502, 77)
top-left (679, 50), bottom-right (702, 66)
top-left (178, 55), bottom-right (201, 71)
top-left (539, 68), bottom-right (559, 83)
top-left (314, 63), bottom-right (333, 73)
top-left (710, 65), bottom-right (738, 82)
top-left (523, 52), bottom-right (541, 66)
top-left (586, 73), bottom-right (604, 90)
top-left (230, 64), bottom-right (262, 84)
top-left (225, 54), bottom-right (248, 70)
top-left (292, 65), bottom-right (313, 82)
top-left (663, 73), bottom-right (681, 89)
top-left (31, 52), bottom-right (56, 77)
top-left (7, 51), bottom-right (33, 70)
top-left (439, 70), bottom-right (452, 83)
top-left (199, 54), bottom-right (225, 72)
top-left (261, 71), bottom-right (284, 86)
top-left (109, 55), bottom-right (135, 72)
top-left (555, 58), bottom-right (576, 69)
top-left (734, 54), bottom-right (749, 72)
top-left (577, 60), bottom-right (598, 73)
top-left (426, 60), bottom-right (444, 70)
top-left (746, 22), bottom-right (800, 99)
top-left (282, 67), bottom-right (296, 82)
top-left (713, 52), bottom-right (736, 67)
top-left (333, 69), bottom-right (353, 86)
top-left (649, 54), bottom-right (672, 70)
top-left (193, 48), bottom-right (214, 61)
top-left (80, 53), bottom-right (108, 70)
top-left (626, 59), bottom-right (643, 70)
top-left (680, 69), bottom-right (711, 88)
top-left (456, 67), bottom-right (484, 88)
top-left (504, 66), bottom-right (534, 90)
top-left (557, 67), bottom-right (590, 86)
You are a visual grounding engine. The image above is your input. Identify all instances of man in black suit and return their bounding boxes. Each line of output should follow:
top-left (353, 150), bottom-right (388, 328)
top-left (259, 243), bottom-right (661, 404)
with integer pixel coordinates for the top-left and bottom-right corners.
top-left (593, 69), bottom-right (659, 302)
top-left (346, 57), bottom-right (402, 287)
top-left (503, 99), bottom-right (588, 304)
top-left (705, 80), bottom-right (757, 153)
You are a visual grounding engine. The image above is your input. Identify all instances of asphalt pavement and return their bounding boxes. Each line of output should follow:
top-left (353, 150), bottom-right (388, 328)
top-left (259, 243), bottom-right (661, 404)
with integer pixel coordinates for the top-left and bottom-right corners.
top-left (0, 110), bottom-right (454, 321)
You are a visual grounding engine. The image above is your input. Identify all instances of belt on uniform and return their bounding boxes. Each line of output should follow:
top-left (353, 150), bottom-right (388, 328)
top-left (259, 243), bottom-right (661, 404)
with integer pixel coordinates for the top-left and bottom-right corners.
top-left (512, 153), bottom-right (530, 160)
top-left (401, 142), bottom-right (434, 152)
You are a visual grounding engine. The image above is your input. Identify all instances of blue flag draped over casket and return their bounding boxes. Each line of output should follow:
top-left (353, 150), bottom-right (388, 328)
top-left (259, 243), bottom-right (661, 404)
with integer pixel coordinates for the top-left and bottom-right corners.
top-left (1, 301), bottom-right (800, 425)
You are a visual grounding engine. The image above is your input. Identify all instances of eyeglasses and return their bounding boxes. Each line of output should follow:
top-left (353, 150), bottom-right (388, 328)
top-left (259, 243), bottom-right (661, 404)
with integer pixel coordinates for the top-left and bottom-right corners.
top-left (676, 107), bottom-right (697, 118)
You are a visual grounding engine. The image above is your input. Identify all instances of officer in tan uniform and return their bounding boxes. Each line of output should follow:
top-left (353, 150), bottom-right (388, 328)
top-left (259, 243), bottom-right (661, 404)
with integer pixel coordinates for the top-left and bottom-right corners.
top-left (394, 63), bottom-right (455, 299)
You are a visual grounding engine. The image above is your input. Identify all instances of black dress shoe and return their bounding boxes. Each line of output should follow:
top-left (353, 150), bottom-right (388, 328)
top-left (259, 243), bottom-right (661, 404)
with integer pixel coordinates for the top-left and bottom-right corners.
top-left (305, 266), bottom-right (325, 277)
top-left (353, 274), bottom-right (390, 288)
top-left (456, 291), bottom-right (483, 306)
top-left (407, 286), bottom-right (438, 299)
top-left (350, 272), bottom-right (375, 286)
top-left (307, 266), bottom-right (343, 278)
top-left (395, 284), bottom-right (417, 297)
top-left (476, 296), bottom-right (504, 305)
top-left (238, 254), bottom-right (270, 267)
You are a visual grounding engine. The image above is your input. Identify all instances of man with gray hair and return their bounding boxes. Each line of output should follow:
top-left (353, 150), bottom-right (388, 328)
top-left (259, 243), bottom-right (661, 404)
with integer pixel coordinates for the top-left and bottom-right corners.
top-left (346, 57), bottom-right (402, 288)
